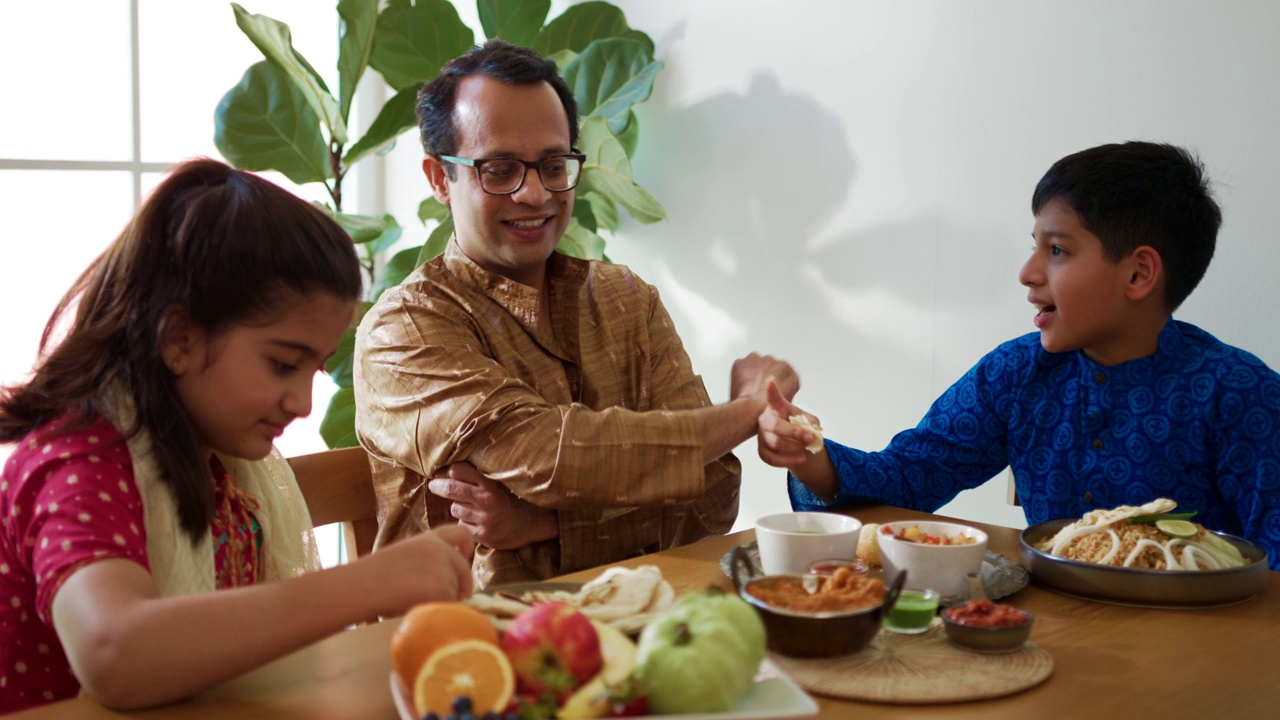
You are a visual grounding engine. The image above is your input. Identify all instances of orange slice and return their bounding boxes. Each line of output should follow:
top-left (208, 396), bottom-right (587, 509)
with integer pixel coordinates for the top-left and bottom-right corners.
top-left (391, 602), bottom-right (500, 687)
top-left (413, 639), bottom-right (515, 716)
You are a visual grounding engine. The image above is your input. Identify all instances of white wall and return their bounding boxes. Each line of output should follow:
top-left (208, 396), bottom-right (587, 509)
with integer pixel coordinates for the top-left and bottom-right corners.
top-left (385, 1), bottom-right (1280, 532)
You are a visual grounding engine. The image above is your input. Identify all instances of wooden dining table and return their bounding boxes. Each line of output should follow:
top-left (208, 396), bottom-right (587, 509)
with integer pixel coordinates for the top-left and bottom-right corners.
top-left (13, 504), bottom-right (1278, 719)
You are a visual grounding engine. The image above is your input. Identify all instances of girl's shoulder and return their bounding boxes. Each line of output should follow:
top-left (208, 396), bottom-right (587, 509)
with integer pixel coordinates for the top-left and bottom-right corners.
top-left (4, 412), bottom-right (132, 489)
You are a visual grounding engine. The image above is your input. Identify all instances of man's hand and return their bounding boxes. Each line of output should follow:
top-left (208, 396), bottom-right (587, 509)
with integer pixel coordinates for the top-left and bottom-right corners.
top-left (731, 352), bottom-right (800, 404)
top-left (427, 463), bottom-right (559, 550)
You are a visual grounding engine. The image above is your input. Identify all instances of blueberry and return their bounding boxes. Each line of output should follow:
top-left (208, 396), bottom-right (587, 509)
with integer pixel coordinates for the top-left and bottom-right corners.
top-left (482, 712), bottom-right (499, 720)
top-left (421, 713), bottom-right (439, 720)
top-left (453, 696), bottom-right (473, 714)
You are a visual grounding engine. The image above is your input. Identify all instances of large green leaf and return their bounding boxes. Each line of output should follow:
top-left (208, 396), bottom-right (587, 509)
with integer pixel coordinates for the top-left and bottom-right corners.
top-left (324, 301), bottom-right (372, 388)
top-left (370, 0), bottom-right (474, 91)
top-left (320, 387), bottom-right (359, 449)
top-left (577, 190), bottom-right (619, 232)
top-left (576, 116), bottom-right (665, 224)
top-left (333, 211), bottom-right (388, 244)
top-left (418, 196), bottom-right (450, 224)
top-left (534, 1), bottom-right (630, 56)
top-left (231, 3), bottom-right (347, 144)
top-left (562, 38), bottom-right (662, 135)
top-left (558, 217), bottom-right (606, 260)
top-left (479, 0), bottom-right (550, 46)
top-left (344, 82), bottom-right (423, 167)
top-left (417, 216), bottom-right (454, 264)
top-left (215, 61), bottom-right (329, 185)
top-left (618, 28), bottom-right (654, 56)
top-left (615, 109), bottom-right (639, 158)
top-left (373, 244), bottom-right (424, 299)
top-left (336, 0), bottom-right (379, 121)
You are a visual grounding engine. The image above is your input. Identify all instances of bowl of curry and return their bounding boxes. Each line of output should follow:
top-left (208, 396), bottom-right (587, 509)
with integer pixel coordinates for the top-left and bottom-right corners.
top-left (730, 545), bottom-right (904, 657)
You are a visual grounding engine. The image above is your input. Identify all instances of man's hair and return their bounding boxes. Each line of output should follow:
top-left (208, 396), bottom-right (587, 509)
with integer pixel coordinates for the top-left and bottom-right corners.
top-left (1031, 141), bottom-right (1222, 311)
top-left (416, 39), bottom-right (579, 179)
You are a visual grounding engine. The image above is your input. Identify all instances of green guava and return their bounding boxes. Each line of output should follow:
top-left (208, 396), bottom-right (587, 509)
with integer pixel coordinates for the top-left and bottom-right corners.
top-left (635, 588), bottom-right (767, 714)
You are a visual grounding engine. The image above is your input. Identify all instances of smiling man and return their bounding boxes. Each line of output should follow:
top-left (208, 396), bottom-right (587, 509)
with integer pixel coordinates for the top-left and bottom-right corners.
top-left (354, 40), bottom-right (799, 587)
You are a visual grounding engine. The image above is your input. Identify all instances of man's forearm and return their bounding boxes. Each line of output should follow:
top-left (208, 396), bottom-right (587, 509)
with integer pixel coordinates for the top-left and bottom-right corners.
top-left (693, 397), bottom-right (767, 464)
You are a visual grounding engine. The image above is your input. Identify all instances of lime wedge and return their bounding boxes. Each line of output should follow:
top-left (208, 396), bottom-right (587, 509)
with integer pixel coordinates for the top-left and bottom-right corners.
top-left (1156, 519), bottom-right (1198, 538)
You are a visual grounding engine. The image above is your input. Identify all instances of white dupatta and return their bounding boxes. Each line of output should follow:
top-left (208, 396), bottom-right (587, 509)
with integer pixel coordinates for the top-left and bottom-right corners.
top-left (107, 399), bottom-right (321, 595)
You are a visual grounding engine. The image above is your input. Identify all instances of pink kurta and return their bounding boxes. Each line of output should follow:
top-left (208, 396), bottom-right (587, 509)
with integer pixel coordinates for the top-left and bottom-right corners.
top-left (1, 414), bottom-right (261, 713)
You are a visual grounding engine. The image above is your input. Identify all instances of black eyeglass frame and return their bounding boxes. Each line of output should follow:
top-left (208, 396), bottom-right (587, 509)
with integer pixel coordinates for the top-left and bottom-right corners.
top-left (437, 151), bottom-right (588, 195)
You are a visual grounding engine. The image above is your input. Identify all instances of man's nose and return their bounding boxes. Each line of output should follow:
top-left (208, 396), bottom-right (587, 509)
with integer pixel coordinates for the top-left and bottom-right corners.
top-left (510, 166), bottom-right (552, 205)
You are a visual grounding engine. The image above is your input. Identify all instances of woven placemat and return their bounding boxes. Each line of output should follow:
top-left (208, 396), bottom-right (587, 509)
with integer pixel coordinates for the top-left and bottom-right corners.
top-left (769, 619), bottom-right (1053, 704)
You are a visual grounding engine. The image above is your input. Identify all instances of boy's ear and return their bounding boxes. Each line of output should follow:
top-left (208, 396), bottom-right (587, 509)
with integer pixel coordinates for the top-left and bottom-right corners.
top-left (1125, 246), bottom-right (1163, 303)
top-left (422, 156), bottom-right (451, 206)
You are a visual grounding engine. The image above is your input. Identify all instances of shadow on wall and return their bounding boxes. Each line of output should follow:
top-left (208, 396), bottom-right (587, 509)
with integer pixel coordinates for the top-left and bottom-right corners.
top-left (625, 72), bottom-right (857, 358)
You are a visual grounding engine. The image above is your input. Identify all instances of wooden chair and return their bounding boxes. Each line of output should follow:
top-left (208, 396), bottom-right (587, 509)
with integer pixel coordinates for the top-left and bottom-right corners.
top-left (289, 446), bottom-right (379, 561)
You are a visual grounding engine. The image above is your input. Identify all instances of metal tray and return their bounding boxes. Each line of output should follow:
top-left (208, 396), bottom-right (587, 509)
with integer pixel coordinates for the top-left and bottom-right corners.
top-left (1019, 519), bottom-right (1270, 608)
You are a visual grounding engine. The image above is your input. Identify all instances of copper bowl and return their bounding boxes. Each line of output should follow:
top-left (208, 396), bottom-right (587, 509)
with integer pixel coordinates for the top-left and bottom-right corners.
top-left (730, 546), bottom-right (904, 658)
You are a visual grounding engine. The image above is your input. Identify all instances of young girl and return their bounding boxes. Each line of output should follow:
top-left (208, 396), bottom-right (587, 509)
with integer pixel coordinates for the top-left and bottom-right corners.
top-left (0, 159), bottom-right (474, 713)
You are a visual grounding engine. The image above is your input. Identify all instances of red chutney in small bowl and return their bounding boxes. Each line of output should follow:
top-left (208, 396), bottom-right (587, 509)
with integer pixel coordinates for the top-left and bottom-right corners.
top-left (944, 599), bottom-right (1029, 628)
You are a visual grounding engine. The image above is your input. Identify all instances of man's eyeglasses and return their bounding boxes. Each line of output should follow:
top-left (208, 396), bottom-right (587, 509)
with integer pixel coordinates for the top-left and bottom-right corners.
top-left (438, 152), bottom-right (587, 195)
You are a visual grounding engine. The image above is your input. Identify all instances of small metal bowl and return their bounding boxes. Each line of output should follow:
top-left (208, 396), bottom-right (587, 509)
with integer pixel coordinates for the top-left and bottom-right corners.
top-left (941, 605), bottom-right (1033, 653)
top-left (730, 546), bottom-right (904, 658)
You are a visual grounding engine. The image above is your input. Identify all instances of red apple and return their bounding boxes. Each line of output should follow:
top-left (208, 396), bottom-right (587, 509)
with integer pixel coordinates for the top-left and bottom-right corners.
top-left (500, 602), bottom-right (603, 700)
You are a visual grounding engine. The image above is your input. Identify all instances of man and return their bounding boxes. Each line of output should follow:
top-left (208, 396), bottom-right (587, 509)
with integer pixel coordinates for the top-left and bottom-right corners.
top-left (354, 40), bottom-right (799, 587)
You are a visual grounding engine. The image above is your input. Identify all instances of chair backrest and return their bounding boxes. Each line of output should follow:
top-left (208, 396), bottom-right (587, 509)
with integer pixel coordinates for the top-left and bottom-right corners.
top-left (289, 446), bottom-right (378, 560)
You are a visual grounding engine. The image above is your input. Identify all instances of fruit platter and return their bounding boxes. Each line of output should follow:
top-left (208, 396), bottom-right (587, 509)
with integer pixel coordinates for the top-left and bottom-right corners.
top-left (390, 566), bottom-right (818, 720)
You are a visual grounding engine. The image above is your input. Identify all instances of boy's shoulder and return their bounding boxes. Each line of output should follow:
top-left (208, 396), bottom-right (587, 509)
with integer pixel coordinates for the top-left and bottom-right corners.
top-left (1168, 320), bottom-right (1280, 378)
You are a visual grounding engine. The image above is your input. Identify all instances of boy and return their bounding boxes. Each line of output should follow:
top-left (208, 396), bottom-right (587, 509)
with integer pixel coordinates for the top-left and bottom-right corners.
top-left (759, 141), bottom-right (1280, 570)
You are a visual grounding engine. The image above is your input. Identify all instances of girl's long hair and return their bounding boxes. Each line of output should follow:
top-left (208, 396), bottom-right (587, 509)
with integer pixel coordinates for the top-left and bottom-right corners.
top-left (0, 158), bottom-right (362, 543)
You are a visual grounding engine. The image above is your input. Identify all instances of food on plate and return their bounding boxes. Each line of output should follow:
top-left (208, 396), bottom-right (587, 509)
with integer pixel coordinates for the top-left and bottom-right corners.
top-left (500, 602), bottom-right (603, 702)
top-left (1034, 498), bottom-right (1250, 570)
top-left (557, 621), bottom-right (641, 719)
top-left (881, 523), bottom-right (979, 545)
top-left (746, 567), bottom-right (887, 614)
top-left (636, 589), bottom-right (767, 714)
top-left (807, 558), bottom-right (869, 576)
top-left (390, 602), bottom-right (501, 688)
top-left (788, 414), bottom-right (825, 453)
top-left (412, 639), bottom-right (514, 718)
top-left (466, 565), bottom-right (675, 634)
top-left (856, 523), bottom-right (882, 566)
top-left (944, 599), bottom-right (1029, 628)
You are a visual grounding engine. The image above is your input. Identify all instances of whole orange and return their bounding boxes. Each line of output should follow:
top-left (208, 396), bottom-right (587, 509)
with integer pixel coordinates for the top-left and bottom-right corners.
top-left (390, 602), bottom-right (500, 686)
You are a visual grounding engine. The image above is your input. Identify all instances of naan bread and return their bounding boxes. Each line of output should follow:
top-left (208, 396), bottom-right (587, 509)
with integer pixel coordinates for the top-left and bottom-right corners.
top-left (789, 415), bottom-right (825, 454)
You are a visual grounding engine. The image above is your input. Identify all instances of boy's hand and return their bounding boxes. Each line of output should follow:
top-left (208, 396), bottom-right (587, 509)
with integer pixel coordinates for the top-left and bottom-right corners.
top-left (757, 379), bottom-right (821, 469)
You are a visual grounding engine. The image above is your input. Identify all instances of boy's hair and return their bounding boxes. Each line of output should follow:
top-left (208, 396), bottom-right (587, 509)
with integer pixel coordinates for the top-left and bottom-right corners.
top-left (0, 158), bottom-right (362, 542)
top-left (416, 39), bottom-right (579, 179)
top-left (1031, 141), bottom-right (1222, 311)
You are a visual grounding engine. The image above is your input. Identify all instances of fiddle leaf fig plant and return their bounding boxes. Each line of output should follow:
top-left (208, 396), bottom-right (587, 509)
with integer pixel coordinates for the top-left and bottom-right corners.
top-left (214, 0), bottom-right (667, 448)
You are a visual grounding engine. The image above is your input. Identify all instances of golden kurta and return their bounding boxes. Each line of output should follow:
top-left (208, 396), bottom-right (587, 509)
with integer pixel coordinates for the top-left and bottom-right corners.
top-left (354, 241), bottom-right (741, 587)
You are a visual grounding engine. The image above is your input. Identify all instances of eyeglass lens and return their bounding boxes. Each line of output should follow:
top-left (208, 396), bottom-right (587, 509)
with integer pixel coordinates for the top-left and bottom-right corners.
top-left (480, 156), bottom-right (582, 194)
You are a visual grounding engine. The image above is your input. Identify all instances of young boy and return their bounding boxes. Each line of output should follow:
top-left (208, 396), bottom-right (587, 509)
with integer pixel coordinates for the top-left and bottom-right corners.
top-left (759, 141), bottom-right (1280, 570)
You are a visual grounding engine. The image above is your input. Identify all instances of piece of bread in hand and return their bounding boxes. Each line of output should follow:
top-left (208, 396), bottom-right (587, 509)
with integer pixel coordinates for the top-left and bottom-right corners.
top-left (857, 523), bottom-right (882, 567)
top-left (789, 414), bottom-right (824, 453)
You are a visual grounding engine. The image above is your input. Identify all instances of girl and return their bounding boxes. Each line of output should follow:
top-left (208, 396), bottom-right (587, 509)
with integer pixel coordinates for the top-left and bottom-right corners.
top-left (0, 159), bottom-right (474, 713)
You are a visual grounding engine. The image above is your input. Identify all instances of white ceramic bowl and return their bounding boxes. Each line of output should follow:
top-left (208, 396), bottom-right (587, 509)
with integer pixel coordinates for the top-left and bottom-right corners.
top-left (877, 521), bottom-right (988, 599)
top-left (755, 512), bottom-right (863, 576)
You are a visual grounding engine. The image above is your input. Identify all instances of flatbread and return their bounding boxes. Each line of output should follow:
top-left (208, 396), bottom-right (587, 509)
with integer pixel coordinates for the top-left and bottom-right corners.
top-left (789, 415), bottom-right (825, 453)
top-left (466, 564), bottom-right (675, 634)
top-left (857, 523), bottom-right (882, 567)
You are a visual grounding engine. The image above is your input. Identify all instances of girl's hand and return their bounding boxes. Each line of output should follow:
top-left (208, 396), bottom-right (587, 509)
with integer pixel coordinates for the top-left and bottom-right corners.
top-left (368, 525), bottom-right (475, 617)
top-left (757, 379), bottom-right (820, 469)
